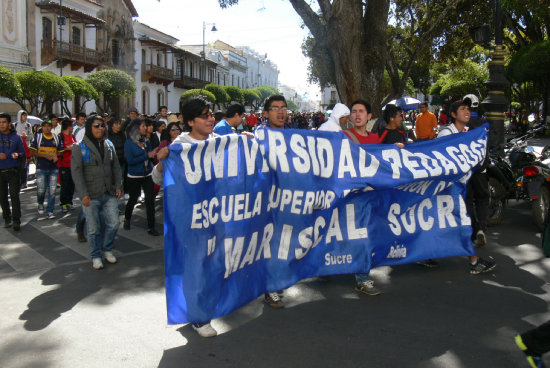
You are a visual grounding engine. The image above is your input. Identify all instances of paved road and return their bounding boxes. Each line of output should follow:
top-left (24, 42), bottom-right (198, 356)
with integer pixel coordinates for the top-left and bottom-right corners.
top-left (1, 137), bottom-right (549, 368)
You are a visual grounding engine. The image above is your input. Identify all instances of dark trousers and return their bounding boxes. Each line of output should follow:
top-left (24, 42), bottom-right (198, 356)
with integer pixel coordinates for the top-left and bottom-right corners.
top-left (125, 176), bottom-right (155, 229)
top-left (0, 167), bottom-right (21, 224)
top-left (521, 320), bottom-right (550, 356)
top-left (59, 167), bottom-right (75, 206)
top-left (18, 156), bottom-right (27, 187)
top-left (466, 171), bottom-right (489, 239)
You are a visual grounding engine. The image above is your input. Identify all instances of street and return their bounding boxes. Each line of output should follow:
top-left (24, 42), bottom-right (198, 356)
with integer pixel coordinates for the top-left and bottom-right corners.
top-left (1, 140), bottom-right (549, 368)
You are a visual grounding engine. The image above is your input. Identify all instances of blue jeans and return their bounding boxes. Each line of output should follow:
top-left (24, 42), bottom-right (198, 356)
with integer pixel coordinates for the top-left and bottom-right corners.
top-left (82, 193), bottom-right (120, 259)
top-left (76, 207), bottom-right (86, 234)
top-left (36, 168), bottom-right (58, 214)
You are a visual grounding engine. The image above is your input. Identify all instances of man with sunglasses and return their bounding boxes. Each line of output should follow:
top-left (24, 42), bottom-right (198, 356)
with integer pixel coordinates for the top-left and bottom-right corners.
top-left (71, 115), bottom-right (122, 270)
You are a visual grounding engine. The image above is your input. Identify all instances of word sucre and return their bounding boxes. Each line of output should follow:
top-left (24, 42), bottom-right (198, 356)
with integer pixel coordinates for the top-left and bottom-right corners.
top-left (176, 130), bottom-right (487, 184)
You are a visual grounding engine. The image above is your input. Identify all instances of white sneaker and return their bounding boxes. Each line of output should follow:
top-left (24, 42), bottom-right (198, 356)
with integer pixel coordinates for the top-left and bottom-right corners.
top-left (47, 212), bottom-right (55, 219)
top-left (38, 205), bottom-right (44, 215)
top-left (92, 258), bottom-right (104, 270)
top-left (192, 323), bottom-right (217, 338)
top-left (475, 230), bottom-right (486, 247)
top-left (104, 251), bottom-right (117, 264)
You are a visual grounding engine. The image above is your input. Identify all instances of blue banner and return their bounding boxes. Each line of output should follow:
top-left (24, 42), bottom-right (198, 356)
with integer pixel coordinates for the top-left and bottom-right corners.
top-left (163, 126), bottom-right (488, 324)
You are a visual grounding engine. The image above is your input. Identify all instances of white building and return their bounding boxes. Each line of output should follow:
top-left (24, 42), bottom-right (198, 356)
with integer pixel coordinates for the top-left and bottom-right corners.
top-left (234, 46), bottom-right (278, 89)
top-left (133, 20), bottom-right (177, 115)
top-left (320, 85), bottom-right (340, 112)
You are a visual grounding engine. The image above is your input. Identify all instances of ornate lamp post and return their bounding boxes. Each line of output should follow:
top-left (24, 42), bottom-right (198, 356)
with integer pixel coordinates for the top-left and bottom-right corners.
top-left (202, 22), bottom-right (217, 84)
top-left (476, 0), bottom-right (508, 153)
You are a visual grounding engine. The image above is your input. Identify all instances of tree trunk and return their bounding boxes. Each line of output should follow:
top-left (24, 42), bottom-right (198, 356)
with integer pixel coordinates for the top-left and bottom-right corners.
top-left (326, 0), bottom-right (389, 113)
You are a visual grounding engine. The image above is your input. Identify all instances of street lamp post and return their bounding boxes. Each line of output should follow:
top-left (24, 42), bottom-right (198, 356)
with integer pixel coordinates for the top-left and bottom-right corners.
top-left (481, 0), bottom-right (508, 154)
top-left (202, 22), bottom-right (217, 85)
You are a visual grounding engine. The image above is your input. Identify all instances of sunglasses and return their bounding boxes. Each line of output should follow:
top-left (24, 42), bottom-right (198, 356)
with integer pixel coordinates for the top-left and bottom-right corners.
top-left (93, 123), bottom-right (106, 128)
top-left (198, 112), bottom-right (214, 119)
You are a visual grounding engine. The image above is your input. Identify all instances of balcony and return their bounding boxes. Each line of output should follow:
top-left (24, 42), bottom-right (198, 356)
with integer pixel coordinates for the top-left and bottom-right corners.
top-left (41, 39), bottom-right (100, 72)
top-left (141, 64), bottom-right (174, 86)
top-left (173, 75), bottom-right (206, 90)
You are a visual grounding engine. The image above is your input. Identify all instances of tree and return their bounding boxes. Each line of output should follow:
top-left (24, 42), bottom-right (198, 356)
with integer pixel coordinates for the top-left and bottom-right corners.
top-left (287, 100), bottom-right (299, 112)
top-left (181, 89), bottom-right (216, 103)
top-left (61, 76), bottom-right (98, 115)
top-left (429, 59), bottom-right (489, 102)
top-left (12, 71), bottom-right (73, 116)
top-left (507, 40), bottom-right (550, 117)
top-left (223, 85), bottom-right (244, 103)
top-left (0, 65), bottom-right (22, 100)
top-left (86, 69), bottom-right (136, 113)
top-left (205, 83), bottom-right (230, 110)
top-left (219, 0), bottom-right (391, 111)
top-left (242, 88), bottom-right (261, 110)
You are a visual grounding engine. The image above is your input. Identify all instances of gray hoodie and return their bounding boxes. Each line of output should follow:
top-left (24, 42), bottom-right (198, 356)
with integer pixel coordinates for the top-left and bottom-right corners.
top-left (15, 110), bottom-right (32, 144)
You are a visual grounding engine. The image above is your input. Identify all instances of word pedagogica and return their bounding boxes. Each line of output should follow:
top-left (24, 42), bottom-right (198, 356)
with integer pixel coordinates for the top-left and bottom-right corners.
top-left (163, 125), bottom-right (488, 324)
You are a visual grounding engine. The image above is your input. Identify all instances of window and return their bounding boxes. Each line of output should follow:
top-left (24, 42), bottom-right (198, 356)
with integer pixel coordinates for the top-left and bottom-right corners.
top-left (112, 39), bottom-right (120, 66)
top-left (157, 90), bottom-right (164, 111)
top-left (175, 58), bottom-right (183, 80)
top-left (42, 17), bottom-right (52, 40)
top-left (72, 27), bottom-right (81, 46)
top-left (156, 52), bottom-right (161, 66)
top-left (142, 88), bottom-right (149, 115)
top-left (141, 49), bottom-right (146, 64)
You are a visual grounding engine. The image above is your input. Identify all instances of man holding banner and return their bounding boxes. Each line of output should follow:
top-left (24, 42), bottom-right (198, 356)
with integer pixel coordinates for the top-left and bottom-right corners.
top-left (437, 98), bottom-right (496, 274)
top-left (154, 98), bottom-right (219, 337)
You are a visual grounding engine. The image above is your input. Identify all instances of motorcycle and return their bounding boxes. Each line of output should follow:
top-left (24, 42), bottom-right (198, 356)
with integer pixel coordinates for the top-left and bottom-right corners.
top-left (486, 126), bottom-right (544, 226)
top-left (522, 144), bottom-right (550, 230)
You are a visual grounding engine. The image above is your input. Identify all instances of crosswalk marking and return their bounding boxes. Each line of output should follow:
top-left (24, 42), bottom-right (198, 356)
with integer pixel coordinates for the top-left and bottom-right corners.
top-left (0, 229), bottom-right (55, 272)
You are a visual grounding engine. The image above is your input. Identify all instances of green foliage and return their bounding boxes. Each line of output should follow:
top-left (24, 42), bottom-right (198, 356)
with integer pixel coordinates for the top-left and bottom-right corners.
top-left (382, 70), bottom-right (414, 98)
top-left (256, 85), bottom-right (279, 100)
top-left (243, 88), bottom-right (261, 104)
top-left (15, 71), bottom-right (73, 115)
top-left (205, 83), bottom-right (230, 105)
top-left (287, 100), bottom-right (299, 112)
top-left (86, 69), bottom-right (136, 100)
top-left (223, 85), bottom-right (244, 102)
top-left (62, 76), bottom-right (98, 100)
top-left (181, 89), bottom-right (216, 103)
top-left (0, 65), bottom-right (22, 98)
top-left (507, 41), bottom-right (550, 85)
top-left (429, 59), bottom-right (488, 101)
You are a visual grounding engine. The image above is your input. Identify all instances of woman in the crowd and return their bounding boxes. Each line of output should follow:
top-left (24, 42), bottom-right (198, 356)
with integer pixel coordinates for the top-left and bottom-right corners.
top-left (146, 119), bottom-right (160, 150)
top-left (124, 118), bottom-right (159, 236)
top-left (107, 117), bottom-right (127, 193)
top-left (158, 122), bottom-right (181, 150)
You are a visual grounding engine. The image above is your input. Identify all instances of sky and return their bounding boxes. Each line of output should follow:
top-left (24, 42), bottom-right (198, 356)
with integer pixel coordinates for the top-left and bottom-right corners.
top-left (131, 0), bottom-right (321, 101)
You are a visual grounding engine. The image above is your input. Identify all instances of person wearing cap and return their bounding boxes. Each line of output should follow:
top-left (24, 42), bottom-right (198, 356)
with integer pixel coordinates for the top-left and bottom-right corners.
top-left (437, 98), bottom-right (495, 275)
top-left (415, 102), bottom-right (438, 141)
top-left (30, 119), bottom-right (64, 219)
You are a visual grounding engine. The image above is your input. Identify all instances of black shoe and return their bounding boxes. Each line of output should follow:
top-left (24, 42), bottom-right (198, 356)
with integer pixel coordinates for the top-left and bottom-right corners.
top-left (4, 219), bottom-right (12, 228)
top-left (416, 259), bottom-right (439, 268)
top-left (77, 233), bottom-right (87, 242)
top-left (13, 223), bottom-right (20, 231)
top-left (147, 228), bottom-right (161, 236)
top-left (123, 219), bottom-right (130, 230)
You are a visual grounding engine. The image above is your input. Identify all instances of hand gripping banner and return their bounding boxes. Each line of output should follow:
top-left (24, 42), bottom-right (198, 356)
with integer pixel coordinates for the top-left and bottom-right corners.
top-left (163, 126), bottom-right (488, 324)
